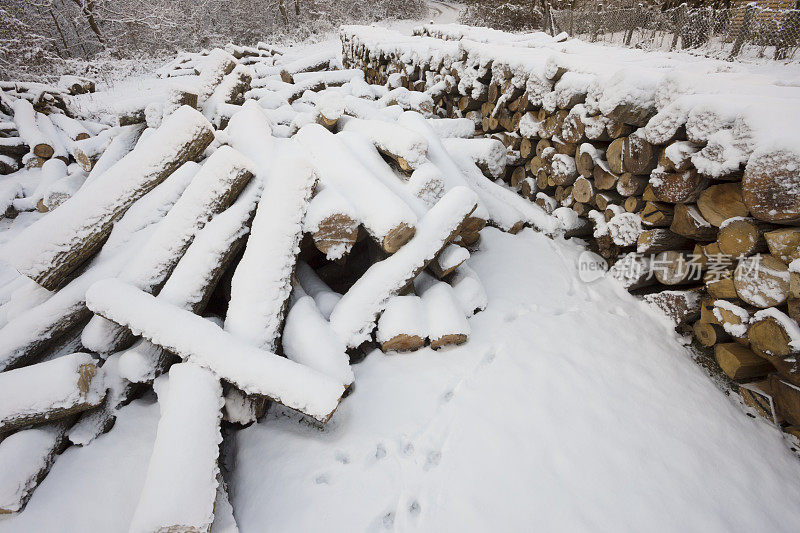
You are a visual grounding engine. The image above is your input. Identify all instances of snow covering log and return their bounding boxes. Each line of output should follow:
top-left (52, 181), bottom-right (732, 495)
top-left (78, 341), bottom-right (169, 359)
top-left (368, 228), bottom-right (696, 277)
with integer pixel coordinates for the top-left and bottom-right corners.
top-left (48, 113), bottom-right (90, 142)
top-left (224, 140), bottom-right (315, 351)
top-left (283, 295), bottom-right (354, 386)
top-left (733, 255), bottom-right (790, 309)
top-left (742, 150), bottom-right (800, 224)
top-left (129, 363), bottom-right (223, 533)
top-left (296, 261), bottom-right (341, 320)
top-left (295, 123), bottom-right (417, 253)
top-left (83, 147), bottom-right (252, 354)
top-left (377, 295), bottom-right (427, 352)
top-left (330, 187), bottom-right (478, 347)
top-left (429, 243), bottom-right (469, 279)
top-left (0, 106), bottom-right (215, 290)
top-left (41, 171), bottom-right (88, 211)
top-left (163, 84), bottom-right (199, 117)
top-left (642, 289), bottom-right (701, 329)
top-left (36, 114), bottom-right (69, 162)
top-left (11, 99), bottom-right (54, 159)
top-left (712, 300), bottom-right (751, 344)
top-left (84, 124), bottom-right (145, 185)
top-left (339, 118), bottom-right (428, 173)
top-left (649, 169), bottom-right (708, 204)
top-left (748, 308), bottom-right (800, 366)
top-left (12, 158), bottom-right (67, 212)
top-left (86, 279), bottom-right (345, 422)
top-left (0, 352), bottom-right (105, 434)
top-left (420, 280), bottom-right (470, 349)
top-left (0, 420), bottom-right (70, 514)
top-left (714, 343), bottom-right (773, 381)
top-left (442, 137), bottom-right (506, 179)
top-left (0, 167), bottom-right (194, 371)
top-left (607, 252), bottom-right (654, 291)
top-left (72, 128), bottom-right (114, 172)
top-left (697, 183), bottom-right (749, 227)
top-left (303, 184), bottom-right (360, 260)
top-left (197, 49), bottom-right (237, 104)
top-left (450, 264), bottom-right (487, 317)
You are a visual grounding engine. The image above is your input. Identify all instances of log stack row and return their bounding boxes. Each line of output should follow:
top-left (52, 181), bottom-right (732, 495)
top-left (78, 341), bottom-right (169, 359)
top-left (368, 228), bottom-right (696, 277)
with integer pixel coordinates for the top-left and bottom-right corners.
top-left (0, 39), bottom-right (518, 522)
top-left (340, 23), bottom-right (800, 446)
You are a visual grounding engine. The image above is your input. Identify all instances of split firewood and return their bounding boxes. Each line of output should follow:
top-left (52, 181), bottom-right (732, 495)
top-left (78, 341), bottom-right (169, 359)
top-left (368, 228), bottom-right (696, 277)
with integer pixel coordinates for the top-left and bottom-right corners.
top-left (129, 363), bottom-right (222, 533)
top-left (0, 352), bottom-right (105, 434)
top-left (712, 300), bottom-right (751, 344)
top-left (717, 217), bottom-right (771, 257)
top-left (83, 146), bottom-right (252, 354)
top-left (733, 255), bottom-right (790, 308)
top-left (693, 321), bottom-right (731, 347)
top-left (742, 149), bottom-right (800, 224)
top-left (648, 168), bottom-right (708, 204)
top-left (739, 380), bottom-right (781, 425)
top-left (669, 204), bottom-right (717, 241)
top-left (748, 308), bottom-right (800, 364)
top-left (714, 343), bottom-right (773, 381)
top-left (591, 163), bottom-right (618, 191)
top-left (637, 229), bottom-right (692, 254)
top-left (295, 123), bottom-right (417, 253)
top-left (652, 251), bottom-right (696, 286)
top-left (11, 99), bottom-right (54, 159)
top-left (621, 134), bottom-right (658, 175)
top-left (0, 420), bottom-right (71, 513)
top-left (616, 173), bottom-right (647, 197)
top-left (0, 107), bottom-right (215, 291)
top-left (283, 292), bottom-right (353, 387)
top-left (377, 295), bottom-right (427, 352)
top-left (764, 228), bottom-right (800, 265)
top-left (41, 171), bottom-right (88, 211)
top-left (769, 374), bottom-right (800, 426)
top-left (329, 187), bottom-right (477, 348)
top-left (705, 269), bottom-right (738, 299)
top-left (696, 183), bottom-right (749, 227)
top-left (224, 140), bottom-right (315, 352)
top-left (0, 166), bottom-right (196, 371)
top-left (640, 201), bottom-right (674, 227)
top-left (571, 176), bottom-right (595, 204)
top-left (642, 289), bottom-right (701, 329)
top-left (86, 278), bottom-right (346, 422)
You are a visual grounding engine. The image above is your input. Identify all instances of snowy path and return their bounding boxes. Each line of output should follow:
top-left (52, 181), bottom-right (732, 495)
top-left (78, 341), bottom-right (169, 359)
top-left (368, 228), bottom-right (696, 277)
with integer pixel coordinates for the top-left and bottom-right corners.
top-left (3, 228), bottom-right (799, 532)
top-left (426, 1), bottom-right (462, 24)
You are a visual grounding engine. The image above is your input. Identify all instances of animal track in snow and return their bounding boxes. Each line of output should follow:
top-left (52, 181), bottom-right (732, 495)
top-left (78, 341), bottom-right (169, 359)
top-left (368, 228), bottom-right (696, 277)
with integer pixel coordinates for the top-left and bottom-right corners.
top-left (314, 473), bottom-right (330, 485)
top-left (335, 451), bottom-right (351, 464)
top-left (424, 450), bottom-right (441, 471)
top-left (374, 442), bottom-right (387, 460)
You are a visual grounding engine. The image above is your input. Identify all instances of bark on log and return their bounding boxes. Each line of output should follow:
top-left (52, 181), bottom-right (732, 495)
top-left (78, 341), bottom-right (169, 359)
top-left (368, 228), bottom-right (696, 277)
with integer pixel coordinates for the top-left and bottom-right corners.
top-left (637, 228), bottom-right (692, 254)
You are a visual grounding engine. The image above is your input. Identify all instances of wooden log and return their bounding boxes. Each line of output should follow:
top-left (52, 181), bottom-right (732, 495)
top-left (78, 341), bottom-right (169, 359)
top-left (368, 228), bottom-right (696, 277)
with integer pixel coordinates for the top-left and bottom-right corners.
top-left (625, 196), bottom-right (645, 213)
top-left (196, 48), bottom-right (237, 103)
top-left (622, 134), bottom-right (658, 174)
top-left (606, 137), bottom-right (625, 174)
top-left (670, 204), bottom-right (718, 241)
top-left (658, 141), bottom-right (698, 172)
top-left (616, 173), bottom-right (647, 197)
top-left (72, 128), bottom-right (114, 172)
top-left (129, 363), bottom-right (222, 533)
top-left (742, 150), bottom-right (800, 224)
top-left (0, 107), bottom-right (215, 291)
top-left (717, 217), bottom-right (770, 257)
top-left (0, 352), bottom-right (105, 434)
top-left (341, 118), bottom-right (428, 173)
top-left (84, 124), bottom-right (145, 186)
top-left (11, 99), bottom-right (54, 159)
top-left (86, 278), bottom-right (345, 422)
top-left (764, 228), bottom-right (800, 265)
top-left (0, 420), bottom-right (71, 513)
top-left (653, 251), bottom-right (697, 286)
top-left (429, 243), bottom-right (469, 279)
top-left (419, 279), bottom-right (470, 349)
top-left (163, 83), bottom-right (199, 117)
top-left (572, 176), bottom-right (595, 204)
top-left (595, 191), bottom-right (623, 211)
top-left (329, 187), bottom-right (478, 348)
top-left (712, 300), bottom-right (751, 344)
top-left (377, 295), bottom-right (427, 352)
top-left (748, 309), bottom-right (800, 362)
top-left (548, 154), bottom-right (577, 186)
top-left (769, 374), bottom-right (800, 426)
top-left (739, 380), bottom-right (781, 425)
top-left (693, 321), bottom-right (732, 347)
top-left (706, 269), bottom-right (738, 299)
top-left (640, 201), bottom-right (674, 227)
top-left (649, 169), bottom-right (708, 204)
top-left (607, 252), bottom-right (653, 290)
top-left (715, 343), bottom-right (773, 380)
top-left (642, 289), bottom-right (701, 329)
top-left (733, 255), bottom-right (790, 308)
top-left (637, 228), bottom-right (692, 254)
top-left (535, 138), bottom-right (552, 158)
top-left (592, 163), bottom-right (618, 191)
top-left (697, 183), bottom-right (749, 227)
top-left (295, 124), bottom-right (417, 254)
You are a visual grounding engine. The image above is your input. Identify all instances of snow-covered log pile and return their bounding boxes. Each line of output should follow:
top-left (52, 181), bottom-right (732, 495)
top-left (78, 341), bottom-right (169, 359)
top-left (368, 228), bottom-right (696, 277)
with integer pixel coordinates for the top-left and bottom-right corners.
top-left (341, 23), bottom-right (800, 440)
top-left (0, 40), bottom-right (530, 520)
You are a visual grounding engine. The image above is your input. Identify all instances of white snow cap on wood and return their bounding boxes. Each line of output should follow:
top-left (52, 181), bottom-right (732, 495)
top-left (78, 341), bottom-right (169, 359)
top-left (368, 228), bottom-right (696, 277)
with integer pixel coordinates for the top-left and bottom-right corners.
top-left (84, 124), bottom-right (144, 185)
top-left (377, 295), bottom-right (427, 346)
top-left (296, 260), bottom-right (342, 320)
top-left (450, 264), bottom-right (488, 317)
top-left (442, 137), bottom-right (507, 178)
top-left (0, 352), bottom-right (105, 432)
top-left (330, 186), bottom-right (478, 347)
top-left (295, 123), bottom-right (417, 248)
top-left (283, 296), bottom-right (354, 386)
top-left (129, 362), bottom-right (223, 533)
top-left (339, 117), bottom-right (429, 170)
top-left (425, 117), bottom-right (475, 138)
top-left (86, 279), bottom-right (345, 422)
top-left (420, 280), bottom-right (471, 348)
top-left (225, 139), bottom-right (316, 351)
top-left (197, 48), bottom-right (237, 103)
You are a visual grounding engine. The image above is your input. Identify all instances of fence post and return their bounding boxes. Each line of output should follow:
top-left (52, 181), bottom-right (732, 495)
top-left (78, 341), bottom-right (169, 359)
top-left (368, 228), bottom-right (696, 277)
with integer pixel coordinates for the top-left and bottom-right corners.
top-left (624, 0), bottom-right (636, 45)
top-left (730, 4), bottom-right (756, 59)
top-left (671, 4), bottom-right (687, 50)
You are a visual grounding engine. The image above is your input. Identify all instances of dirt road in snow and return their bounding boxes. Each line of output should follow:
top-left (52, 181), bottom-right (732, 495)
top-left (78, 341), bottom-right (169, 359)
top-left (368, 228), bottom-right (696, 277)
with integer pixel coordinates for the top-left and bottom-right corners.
top-left (427, 1), bottom-right (462, 24)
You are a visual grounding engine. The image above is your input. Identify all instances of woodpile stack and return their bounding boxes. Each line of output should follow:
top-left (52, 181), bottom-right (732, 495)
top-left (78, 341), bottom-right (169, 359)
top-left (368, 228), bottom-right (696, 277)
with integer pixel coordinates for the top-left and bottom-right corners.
top-left (340, 23), bottom-right (800, 445)
top-left (0, 39), bottom-right (525, 523)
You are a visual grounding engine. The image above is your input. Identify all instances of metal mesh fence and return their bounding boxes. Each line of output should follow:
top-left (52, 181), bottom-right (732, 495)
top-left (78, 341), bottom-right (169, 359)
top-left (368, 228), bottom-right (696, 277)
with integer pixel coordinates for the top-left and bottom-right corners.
top-left (549, 4), bottom-right (800, 61)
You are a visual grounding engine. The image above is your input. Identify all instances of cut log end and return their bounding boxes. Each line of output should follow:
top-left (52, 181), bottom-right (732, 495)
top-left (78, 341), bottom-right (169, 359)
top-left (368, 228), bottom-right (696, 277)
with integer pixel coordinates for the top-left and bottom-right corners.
top-left (382, 223), bottom-right (416, 254)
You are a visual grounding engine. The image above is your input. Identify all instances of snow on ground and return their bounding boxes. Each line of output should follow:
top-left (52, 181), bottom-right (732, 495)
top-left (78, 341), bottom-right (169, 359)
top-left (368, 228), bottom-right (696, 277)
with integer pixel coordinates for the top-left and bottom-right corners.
top-left (3, 228), bottom-right (800, 532)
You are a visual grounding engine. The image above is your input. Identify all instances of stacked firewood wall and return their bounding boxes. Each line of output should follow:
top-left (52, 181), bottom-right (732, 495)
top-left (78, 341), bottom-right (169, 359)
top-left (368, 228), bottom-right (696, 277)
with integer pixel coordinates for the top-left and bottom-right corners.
top-left (341, 25), bottom-right (800, 443)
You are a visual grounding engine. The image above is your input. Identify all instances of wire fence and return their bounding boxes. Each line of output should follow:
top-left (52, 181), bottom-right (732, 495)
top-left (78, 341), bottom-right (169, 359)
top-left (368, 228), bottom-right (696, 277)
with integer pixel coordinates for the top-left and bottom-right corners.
top-left (548, 4), bottom-right (800, 61)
